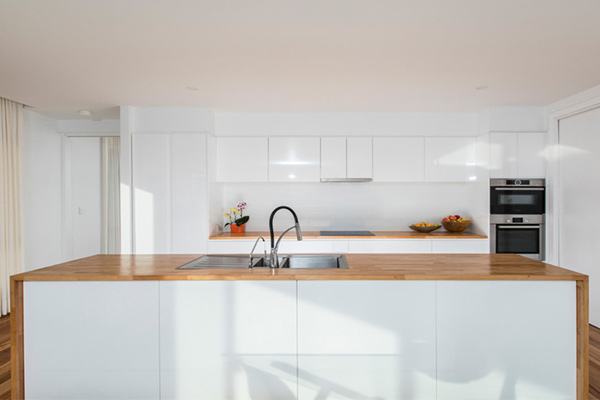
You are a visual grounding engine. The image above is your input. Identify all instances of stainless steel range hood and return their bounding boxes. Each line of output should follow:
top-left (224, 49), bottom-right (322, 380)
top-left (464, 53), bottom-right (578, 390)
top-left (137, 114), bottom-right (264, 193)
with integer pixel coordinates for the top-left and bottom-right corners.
top-left (320, 178), bottom-right (373, 183)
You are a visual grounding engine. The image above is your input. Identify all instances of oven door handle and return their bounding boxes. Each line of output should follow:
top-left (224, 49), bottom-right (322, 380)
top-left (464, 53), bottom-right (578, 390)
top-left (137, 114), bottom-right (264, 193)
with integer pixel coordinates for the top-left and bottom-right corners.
top-left (493, 188), bottom-right (544, 191)
top-left (497, 225), bottom-right (541, 229)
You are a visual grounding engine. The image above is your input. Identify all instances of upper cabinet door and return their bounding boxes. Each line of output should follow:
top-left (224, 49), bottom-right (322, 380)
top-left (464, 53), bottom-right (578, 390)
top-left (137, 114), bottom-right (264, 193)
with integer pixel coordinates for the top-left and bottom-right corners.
top-left (347, 137), bottom-right (373, 179)
top-left (217, 137), bottom-right (268, 182)
top-left (321, 137), bottom-right (347, 179)
top-left (489, 133), bottom-right (518, 179)
top-left (425, 137), bottom-right (477, 182)
top-left (488, 132), bottom-right (546, 179)
top-left (269, 137), bottom-right (320, 182)
top-left (517, 132), bottom-right (546, 178)
top-left (373, 137), bottom-right (425, 182)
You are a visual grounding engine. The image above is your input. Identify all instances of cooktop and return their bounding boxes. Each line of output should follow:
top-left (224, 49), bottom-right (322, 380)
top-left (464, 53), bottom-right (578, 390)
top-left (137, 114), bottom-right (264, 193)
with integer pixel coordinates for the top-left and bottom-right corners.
top-left (319, 230), bottom-right (375, 236)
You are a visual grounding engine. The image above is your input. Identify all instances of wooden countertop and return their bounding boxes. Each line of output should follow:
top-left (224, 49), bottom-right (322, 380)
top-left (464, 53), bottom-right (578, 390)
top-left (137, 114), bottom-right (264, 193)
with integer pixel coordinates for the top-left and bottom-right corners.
top-left (210, 231), bottom-right (488, 240)
top-left (11, 254), bottom-right (585, 282)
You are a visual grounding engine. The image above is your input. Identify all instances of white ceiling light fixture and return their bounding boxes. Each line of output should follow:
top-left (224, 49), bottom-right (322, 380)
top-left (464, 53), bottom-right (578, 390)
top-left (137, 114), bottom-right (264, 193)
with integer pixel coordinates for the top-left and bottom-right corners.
top-left (78, 110), bottom-right (92, 117)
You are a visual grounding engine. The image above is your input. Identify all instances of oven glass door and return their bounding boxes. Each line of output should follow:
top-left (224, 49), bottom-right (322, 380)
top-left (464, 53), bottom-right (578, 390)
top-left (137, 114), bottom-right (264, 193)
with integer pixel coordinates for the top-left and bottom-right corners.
top-left (496, 225), bottom-right (541, 254)
top-left (490, 187), bottom-right (545, 214)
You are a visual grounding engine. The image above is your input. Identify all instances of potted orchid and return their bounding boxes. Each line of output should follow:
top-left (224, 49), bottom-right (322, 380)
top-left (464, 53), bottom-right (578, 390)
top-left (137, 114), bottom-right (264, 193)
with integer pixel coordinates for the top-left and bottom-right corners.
top-left (224, 202), bottom-right (249, 233)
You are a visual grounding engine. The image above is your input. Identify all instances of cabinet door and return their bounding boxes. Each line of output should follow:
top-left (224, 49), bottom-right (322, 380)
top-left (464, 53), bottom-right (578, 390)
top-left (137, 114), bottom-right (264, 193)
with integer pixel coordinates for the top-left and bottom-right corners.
top-left (133, 133), bottom-right (208, 254)
top-left (437, 281), bottom-right (576, 399)
top-left (347, 137), bottom-right (373, 179)
top-left (430, 239), bottom-right (489, 253)
top-left (320, 137), bottom-right (346, 179)
top-left (132, 134), bottom-right (170, 254)
top-left (489, 132), bottom-right (518, 178)
top-left (348, 239), bottom-right (432, 253)
top-left (269, 137), bottom-right (320, 182)
top-left (217, 137), bottom-right (268, 182)
top-left (518, 132), bottom-right (546, 178)
top-left (160, 281), bottom-right (297, 399)
top-left (24, 281), bottom-right (160, 399)
top-left (373, 137), bottom-right (425, 182)
top-left (298, 281), bottom-right (437, 399)
top-left (425, 137), bottom-right (477, 182)
top-left (171, 134), bottom-right (207, 253)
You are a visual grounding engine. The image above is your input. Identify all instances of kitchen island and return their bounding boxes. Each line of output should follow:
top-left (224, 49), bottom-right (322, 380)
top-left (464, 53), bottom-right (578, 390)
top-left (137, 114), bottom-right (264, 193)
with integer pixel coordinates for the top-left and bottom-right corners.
top-left (11, 254), bottom-right (588, 399)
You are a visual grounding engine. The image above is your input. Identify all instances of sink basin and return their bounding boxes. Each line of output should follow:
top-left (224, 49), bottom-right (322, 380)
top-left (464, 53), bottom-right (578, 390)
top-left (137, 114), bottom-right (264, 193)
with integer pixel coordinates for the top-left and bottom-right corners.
top-left (177, 255), bottom-right (257, 269)
top-left (280, 255), bottom-right (349, 269)
top-left (177, 254), bottom-right (349, 269)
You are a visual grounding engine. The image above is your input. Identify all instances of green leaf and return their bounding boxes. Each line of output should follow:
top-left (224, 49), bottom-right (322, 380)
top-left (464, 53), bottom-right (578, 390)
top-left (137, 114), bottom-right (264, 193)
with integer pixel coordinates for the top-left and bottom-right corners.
top-left (224, 223), bottom-right (230, 228)
top-left (235, 216), bottom-right (249, 226)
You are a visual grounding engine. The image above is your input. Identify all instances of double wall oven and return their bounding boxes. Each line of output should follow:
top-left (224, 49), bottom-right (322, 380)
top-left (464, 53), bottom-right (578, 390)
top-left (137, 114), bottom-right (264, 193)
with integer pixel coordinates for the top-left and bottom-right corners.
top-left (490, 179), bottom-right (545, 261)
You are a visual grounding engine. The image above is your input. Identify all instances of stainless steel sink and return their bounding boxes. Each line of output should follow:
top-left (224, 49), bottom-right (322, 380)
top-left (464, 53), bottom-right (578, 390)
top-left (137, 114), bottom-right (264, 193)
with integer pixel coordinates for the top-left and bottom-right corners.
top-left (177, 254), bottom-right (349, 269)
top-left (280, 255), bottom-right (349, 269)
top-left (177, 255), bottom-right (258, 269)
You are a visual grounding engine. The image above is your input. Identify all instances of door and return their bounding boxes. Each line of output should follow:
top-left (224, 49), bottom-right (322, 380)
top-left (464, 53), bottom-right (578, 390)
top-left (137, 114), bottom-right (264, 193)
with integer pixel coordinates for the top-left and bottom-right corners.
top-left (559, 106), bottom-right (600, 326)
top-left (67, 137), bottom-right (102, 260)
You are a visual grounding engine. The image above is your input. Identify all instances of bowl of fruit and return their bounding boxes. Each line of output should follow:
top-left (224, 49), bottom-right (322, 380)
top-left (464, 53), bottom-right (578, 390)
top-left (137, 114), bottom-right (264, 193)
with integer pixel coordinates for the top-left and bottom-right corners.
top-left (441, 215), bottom-right (471, 232)
top-left (409, 222), bottom-right (442, 233)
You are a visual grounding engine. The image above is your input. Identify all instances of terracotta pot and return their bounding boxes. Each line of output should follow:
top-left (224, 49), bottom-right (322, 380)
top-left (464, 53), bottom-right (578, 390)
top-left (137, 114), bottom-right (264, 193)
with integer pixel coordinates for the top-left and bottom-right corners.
top-left (230, 224), bottom-right (245, 233)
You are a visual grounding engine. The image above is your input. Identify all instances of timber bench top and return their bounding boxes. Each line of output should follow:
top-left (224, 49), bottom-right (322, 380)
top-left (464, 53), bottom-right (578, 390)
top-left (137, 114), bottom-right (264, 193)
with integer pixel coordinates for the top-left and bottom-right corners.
top-left (209, 231), bottom-right (488, 240)
top-left (11, 254), bottom-right (586, 282)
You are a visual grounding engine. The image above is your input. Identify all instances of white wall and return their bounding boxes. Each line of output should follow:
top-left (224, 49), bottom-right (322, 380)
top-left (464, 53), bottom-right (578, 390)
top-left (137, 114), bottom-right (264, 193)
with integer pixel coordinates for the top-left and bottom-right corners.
top-left (216, 112), bottom-right (477, 137)
top-left (219, 182), bottom-right (487, 234)
top-left (58, 119), bottom-right (120, 134)
top-left (21, 111), bottom-right (64, 271)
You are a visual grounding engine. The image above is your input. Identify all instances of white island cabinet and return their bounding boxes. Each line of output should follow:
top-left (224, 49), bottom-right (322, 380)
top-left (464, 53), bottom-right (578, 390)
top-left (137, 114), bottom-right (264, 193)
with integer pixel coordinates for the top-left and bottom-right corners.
top-left (436, 281), bottom-right (576, 399)
top-left (159, 281), bottom-right (297, 399)
top-left (24, 281), bottom-right (160, 399)
top-left (297, 281), bottom-right (437, 399)
top-left (20, 272), bottom-right (581, 399)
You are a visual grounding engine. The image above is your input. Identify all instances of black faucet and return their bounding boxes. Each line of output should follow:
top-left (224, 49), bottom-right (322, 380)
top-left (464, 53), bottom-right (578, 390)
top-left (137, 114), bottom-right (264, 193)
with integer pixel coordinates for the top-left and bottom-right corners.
top-left (268, 206), bottom-right (303, 268)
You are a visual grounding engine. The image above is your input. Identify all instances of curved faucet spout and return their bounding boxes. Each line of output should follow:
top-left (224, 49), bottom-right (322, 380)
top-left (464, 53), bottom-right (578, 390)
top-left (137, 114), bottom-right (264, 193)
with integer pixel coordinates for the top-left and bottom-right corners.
top-left (269, 206), bottom-right (303, 268)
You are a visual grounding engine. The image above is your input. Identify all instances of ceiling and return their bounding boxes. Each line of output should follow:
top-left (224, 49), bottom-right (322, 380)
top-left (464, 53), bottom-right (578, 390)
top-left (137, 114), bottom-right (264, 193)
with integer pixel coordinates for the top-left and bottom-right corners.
top-left (1, 0), bottom-right (600, 119)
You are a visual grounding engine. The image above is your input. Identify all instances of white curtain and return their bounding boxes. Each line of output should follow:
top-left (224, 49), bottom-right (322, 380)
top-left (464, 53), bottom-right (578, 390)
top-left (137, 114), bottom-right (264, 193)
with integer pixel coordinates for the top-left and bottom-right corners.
top-left (101, 137), bottom-right (120, 254)
top-left (0, 98), bottom-right (23, 315)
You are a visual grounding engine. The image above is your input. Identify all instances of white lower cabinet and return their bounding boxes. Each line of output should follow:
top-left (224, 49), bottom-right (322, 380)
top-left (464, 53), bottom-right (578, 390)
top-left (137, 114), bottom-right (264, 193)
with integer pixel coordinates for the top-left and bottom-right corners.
top-left (436, 281), bottom-right (576, 400)
top-left (348, 239), bottom-right (432, 253)
top-left (23, 279), bottom-right (577, 400)
top-left (297, 281), bottom-right (437, 399)
top-left (431, 239), bottom-right (489, 253)
top-left (24, 281), bottom-right (160, 400)
top-left (159, 281), bottom-right (297, 400)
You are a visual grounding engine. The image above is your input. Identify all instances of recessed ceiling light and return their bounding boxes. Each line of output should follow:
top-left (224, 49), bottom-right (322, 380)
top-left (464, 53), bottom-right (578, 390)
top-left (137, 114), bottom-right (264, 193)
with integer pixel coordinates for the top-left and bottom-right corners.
top-left (186, 86), bottom-right (198, 91)
top-left (476, 85), bottom-right (489, 91)
top-left (78, 110), bottom-right (92, 117)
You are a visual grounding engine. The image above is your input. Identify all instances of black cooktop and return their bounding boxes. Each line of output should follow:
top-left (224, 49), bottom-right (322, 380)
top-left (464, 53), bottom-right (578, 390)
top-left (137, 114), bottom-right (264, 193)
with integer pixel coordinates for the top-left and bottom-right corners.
top-left (320, 230), bottom-right (375, 236)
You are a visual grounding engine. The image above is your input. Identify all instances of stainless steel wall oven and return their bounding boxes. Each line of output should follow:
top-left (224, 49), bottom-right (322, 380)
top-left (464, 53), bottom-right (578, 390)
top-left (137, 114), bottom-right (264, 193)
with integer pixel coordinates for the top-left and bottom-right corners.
top-left (490, 179), bottom-right (545, 215)
top-left (490, 215), bottom-right (545, 261)
top-left (490, 179), bottom-right (545, 261)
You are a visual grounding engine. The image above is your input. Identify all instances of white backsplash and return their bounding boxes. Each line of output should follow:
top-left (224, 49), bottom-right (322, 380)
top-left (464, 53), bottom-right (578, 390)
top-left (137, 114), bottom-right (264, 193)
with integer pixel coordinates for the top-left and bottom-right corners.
top-left (217, 182), bottom-right (488, 234)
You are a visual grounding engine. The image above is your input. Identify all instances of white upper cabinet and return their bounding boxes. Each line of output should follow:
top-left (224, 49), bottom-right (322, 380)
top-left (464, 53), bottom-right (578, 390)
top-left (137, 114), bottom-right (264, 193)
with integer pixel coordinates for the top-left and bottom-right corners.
top-left (489, 132), bottom-right (546, 178)
top-left (269, 137), bottom-right (320, 182)
top-left (517, 132), bottom-right (547, 178)
top-left (321, 137), bottom-right (373, 180)
top-left (217, 137), bottom-right (268, 182)
top-left (320, 137), bottom-right (346, 179)
top-left (489, 132), bottom-right (518, 178)
top-left (424, 137), bottom-right (477, 182)
top-left (373, 137), bottom-right (425, 182)
top-left (347, 137), bottom-right (373, 178)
